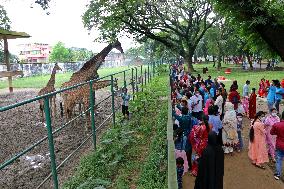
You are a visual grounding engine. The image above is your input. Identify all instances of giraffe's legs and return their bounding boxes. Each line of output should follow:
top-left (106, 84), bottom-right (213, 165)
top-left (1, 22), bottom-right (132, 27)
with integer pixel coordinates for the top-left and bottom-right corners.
top-left (40, 102), bottom-right (44, 123)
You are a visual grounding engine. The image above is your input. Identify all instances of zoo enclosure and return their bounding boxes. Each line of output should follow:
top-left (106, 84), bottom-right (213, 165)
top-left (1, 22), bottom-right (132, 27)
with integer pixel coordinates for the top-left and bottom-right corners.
top-left (0, 60), bottom-right (164, 189)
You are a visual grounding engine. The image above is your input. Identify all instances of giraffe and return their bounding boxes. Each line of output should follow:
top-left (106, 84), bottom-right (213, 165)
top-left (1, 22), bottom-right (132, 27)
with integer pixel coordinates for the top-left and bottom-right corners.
top-left (38, 63), bottom-right (62, 121)
top-left (64, 79), bottom-right (118, 130)
top-left (60, 40), bottom-right (123, 120)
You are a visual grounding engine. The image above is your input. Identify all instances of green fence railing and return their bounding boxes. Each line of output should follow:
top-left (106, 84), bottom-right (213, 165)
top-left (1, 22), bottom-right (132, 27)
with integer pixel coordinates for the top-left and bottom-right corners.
top-left (0, 60), bottom-right (165, 189)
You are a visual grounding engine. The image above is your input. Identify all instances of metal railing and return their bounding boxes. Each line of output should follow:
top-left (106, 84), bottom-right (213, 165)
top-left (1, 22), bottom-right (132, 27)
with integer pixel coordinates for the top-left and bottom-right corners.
top-left (0, 60), bottom-right (164, 189)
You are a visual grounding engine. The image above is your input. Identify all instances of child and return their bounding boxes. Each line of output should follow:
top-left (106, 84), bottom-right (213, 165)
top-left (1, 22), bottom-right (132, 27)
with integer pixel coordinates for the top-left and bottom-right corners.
top-left (242, 96), bottom-right (249, 116)
top-left (236, 113), bottom-right (244, 152)
top-left (176, 157), bottom-right (184, 189)
top-left (249, 88), bottom-right (257, 119)
top-left (121, 87), bottom-right (131, 119)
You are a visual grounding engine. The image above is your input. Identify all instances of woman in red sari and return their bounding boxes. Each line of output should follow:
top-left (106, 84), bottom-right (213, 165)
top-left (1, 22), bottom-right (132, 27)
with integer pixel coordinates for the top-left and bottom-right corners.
top-left (258, 78), bottom-right (266, 97)
top-left (189, 115), bottom-right (210, 176)
top-left (249, 88), bottom-right (257, 119)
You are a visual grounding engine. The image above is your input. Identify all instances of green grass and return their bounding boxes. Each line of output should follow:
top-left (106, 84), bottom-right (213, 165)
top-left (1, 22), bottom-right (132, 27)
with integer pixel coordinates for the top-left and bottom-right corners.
top-left (0, 66), bottom-right (140, 89)
top-left (189, 62), bottom-right (284, 95)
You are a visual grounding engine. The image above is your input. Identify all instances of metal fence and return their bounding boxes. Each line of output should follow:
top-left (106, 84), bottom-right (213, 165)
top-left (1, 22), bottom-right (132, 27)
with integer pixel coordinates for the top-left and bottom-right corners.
top-left (0, 60), bottom-right (164, 189)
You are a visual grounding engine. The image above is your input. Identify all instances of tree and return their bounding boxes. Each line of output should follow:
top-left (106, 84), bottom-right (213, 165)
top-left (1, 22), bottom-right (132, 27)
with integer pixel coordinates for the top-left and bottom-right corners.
top-left (212, 0), bottom-right (284, 61)
top-left (49, 42), bottom-right (69, 62)
top-left (68, 47), bottom-right (93, 62)
top-left (0, 5), bottom-right (11, 30)
top-left (82, 0), bottom-right (217, 71)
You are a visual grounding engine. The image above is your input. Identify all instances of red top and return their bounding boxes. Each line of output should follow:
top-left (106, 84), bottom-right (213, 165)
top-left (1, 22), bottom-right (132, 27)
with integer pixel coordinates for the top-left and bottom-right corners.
top-left (271, 120), bottom-right (284, 151)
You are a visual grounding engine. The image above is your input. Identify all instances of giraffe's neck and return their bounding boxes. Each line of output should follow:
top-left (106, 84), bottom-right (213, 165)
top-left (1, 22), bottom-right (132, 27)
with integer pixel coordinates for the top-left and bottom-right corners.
top-left (79, 43), bottom-right (114, 72)
top-left (47, 69), bottom-right (56, 87)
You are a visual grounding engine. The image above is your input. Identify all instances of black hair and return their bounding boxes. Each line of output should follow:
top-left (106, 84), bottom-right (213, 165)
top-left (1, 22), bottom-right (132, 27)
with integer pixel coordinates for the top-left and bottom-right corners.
top-left (270, 108), bottom-right (276, 112)
top-left (181, 107), bottom-right (189, 115)
top-left (201, 114), bottom-right (210, 132)
top-left (246, 80), bottom-right (250, 84)
top-left (208, 105), bottom-right (215, 115)
top-left (282, 111), bottom-right (284, 120)
top-left (185, 92), bottom-right (192, 99)
top-left (173, 124), bottom-right (178, 131)
top-left (237, 113), bottom-right (243, 117)
top-left (176, 157), bottom-right (184, 166)
top-left (249, 111), bottom-right (265, 142)
top-left (252, 88), bottom-right (256, 92)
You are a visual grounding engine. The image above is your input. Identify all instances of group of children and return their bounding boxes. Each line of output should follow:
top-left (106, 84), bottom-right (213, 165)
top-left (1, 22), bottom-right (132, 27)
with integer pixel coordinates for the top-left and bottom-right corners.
top-left (171, 62), bottom-right (284, 188)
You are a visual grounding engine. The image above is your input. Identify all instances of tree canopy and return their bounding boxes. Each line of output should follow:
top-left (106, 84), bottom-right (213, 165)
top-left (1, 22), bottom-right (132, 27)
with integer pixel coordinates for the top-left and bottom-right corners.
top-left (83, 0), bottom-right (217, 71)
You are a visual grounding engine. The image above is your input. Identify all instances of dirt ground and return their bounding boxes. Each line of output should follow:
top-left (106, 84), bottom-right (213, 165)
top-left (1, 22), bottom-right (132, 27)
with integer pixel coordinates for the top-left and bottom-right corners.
top-left (0, 88), bottom-right (122, 189)
top-left (183, 98), bottom-right (284, 189)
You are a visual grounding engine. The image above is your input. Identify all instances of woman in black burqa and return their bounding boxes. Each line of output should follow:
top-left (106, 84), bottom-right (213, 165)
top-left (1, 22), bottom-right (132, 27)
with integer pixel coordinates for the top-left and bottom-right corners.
top-left (194, 131), bottom-right (224, 189)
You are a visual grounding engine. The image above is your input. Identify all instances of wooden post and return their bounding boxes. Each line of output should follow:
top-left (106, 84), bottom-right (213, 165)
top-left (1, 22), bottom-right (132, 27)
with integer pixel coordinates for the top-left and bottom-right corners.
top-left (4, 37), bottom-right (13, 92)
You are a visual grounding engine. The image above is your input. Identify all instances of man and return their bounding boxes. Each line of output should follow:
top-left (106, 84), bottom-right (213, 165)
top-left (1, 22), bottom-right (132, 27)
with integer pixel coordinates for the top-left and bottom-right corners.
top-left (190, 90), bottom-right (203, 120)
top-left (243, 80), bottom-right (250, 97)
top-left (270, 111), bottom-right (284, 180)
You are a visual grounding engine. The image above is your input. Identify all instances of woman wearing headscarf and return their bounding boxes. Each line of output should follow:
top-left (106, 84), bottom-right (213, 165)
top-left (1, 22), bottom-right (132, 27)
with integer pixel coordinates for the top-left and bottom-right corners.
top-left (194, 131), bottom-right (224, 189)
top-left (248, 111), bottom-right (269, 169)
top-left (222, 102), bottom-right (239, 154)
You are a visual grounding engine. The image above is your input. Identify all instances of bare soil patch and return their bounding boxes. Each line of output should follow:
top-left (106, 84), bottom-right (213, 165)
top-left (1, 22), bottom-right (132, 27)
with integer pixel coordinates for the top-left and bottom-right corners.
top-left (0, 88), bottom-right (122, 189)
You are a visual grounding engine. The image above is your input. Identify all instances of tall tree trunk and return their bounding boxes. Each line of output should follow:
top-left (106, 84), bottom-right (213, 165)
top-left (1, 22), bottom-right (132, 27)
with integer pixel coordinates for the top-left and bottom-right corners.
top-left (184, 53), bottom-right (195, 72)
top-left (217, 54), bottom-right (222, 70)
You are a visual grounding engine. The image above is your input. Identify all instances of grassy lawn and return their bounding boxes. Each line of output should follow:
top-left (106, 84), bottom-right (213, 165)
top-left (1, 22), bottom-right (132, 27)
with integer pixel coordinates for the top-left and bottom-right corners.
top-left (0, 66), bottom-right (141, 89)
top-left (190, 63), bottom-right (284, 94)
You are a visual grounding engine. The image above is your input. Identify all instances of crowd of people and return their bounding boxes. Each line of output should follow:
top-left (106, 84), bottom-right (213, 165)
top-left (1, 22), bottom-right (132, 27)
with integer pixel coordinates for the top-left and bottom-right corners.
top-left (170, 63), bottom-right (284, 189)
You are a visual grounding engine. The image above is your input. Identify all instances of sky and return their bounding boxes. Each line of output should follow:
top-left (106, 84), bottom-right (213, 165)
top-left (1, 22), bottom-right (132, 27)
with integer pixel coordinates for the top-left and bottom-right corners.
top-left (1, 0), bottom-right (135, 54)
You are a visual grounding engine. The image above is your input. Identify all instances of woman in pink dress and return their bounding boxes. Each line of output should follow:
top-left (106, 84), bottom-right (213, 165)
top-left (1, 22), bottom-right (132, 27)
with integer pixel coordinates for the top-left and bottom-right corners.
top-left (264, 108), bottom-right (280, 162)
top-left (248, 111), bottom-right (269, 169)
top-left (203, 98), bottom-right (213, 116)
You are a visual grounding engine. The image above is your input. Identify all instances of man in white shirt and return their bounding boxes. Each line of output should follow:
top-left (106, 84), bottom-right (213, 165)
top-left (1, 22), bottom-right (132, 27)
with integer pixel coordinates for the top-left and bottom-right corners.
top-left (190, 90), bottom-right (203, 120)
top-left (243, 80), bottom-right (250, 97)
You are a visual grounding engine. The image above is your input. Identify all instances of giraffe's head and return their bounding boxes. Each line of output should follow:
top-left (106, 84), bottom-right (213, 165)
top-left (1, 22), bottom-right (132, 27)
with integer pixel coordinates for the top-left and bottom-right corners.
top-left (112, 40), bottom-right (124, 54)
top-left (54, 63), bottom-right (62, 72)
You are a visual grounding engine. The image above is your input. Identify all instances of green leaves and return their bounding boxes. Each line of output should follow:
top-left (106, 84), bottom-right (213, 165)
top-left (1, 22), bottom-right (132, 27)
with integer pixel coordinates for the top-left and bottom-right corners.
top-left (0, 5), bottom-right (11, 30)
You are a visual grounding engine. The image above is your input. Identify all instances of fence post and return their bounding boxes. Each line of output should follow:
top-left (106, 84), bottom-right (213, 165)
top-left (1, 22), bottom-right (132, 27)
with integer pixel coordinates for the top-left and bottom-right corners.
top-left (141, 65), bottom-right (143, 92)
top-left (144, 69), bottom-right (147, 86)
top-left (89, 81), bottom-right (96, 149)
top-left (131, 68), bottom-right (134, 100)
top-left (148, 63), bottom-right (151, 83)
top-left (135, 67), bottom-right (138, 92)
top-left (111, 75), bottom-right (115, 126)
top-left (153, 61), bottom-right (156, 77)
top-left (123, 71), bottom-right (126, 89)
top-left (44, 97), bottom-right (59, 189)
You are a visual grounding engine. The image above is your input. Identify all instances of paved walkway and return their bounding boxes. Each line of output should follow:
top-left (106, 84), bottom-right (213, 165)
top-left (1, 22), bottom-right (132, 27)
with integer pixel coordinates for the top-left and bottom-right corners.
top-left (182, 117), bottom-right (284, 189)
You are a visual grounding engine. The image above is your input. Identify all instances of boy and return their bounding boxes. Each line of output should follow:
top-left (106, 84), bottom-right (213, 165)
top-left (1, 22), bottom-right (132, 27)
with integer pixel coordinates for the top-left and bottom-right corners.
top-left (121, 87), bottom-right (131, 119)
top-left (176, 157), bottom-right (184, 189)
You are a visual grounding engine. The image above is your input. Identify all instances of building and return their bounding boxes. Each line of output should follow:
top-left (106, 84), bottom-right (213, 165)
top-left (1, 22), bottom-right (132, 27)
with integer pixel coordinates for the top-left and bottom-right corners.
top-left (18, 43), bottom-right (52, 63)
top-left (104, 52), bottom-right (125, 67)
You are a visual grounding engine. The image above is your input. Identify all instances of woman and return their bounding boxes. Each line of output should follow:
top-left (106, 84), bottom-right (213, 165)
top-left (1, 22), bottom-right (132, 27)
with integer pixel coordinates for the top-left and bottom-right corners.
top-left (249, 88), bottom-right (257, 119)
top-left (258, 78), bottom-right (266, 97)
top-left (264, 108), bottom-right (280, 162)
top-left (222, 102), bottom-right (239, 154)
top-left (194, 131), bottom-right (224, 189)
top-left (267, 80), bottom-right (277, 112)
top-left (189, 115), bottom-right (210, 176)
top-left (214, 88), bottom-right (224, 116)
top-left (228, 87), bottom-right (240, 110)
top-left (248, 111), bottom-right (269, 169)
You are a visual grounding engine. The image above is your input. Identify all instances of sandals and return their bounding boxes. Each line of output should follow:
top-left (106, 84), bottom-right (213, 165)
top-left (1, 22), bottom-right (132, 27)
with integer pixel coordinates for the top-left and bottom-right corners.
top-left (255, 164), bottom-right (266, 169)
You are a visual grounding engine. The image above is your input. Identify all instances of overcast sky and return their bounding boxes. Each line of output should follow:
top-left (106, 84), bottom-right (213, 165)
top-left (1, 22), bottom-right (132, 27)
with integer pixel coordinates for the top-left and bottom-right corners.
top-left (1, 0), bottom-right (135, 54)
